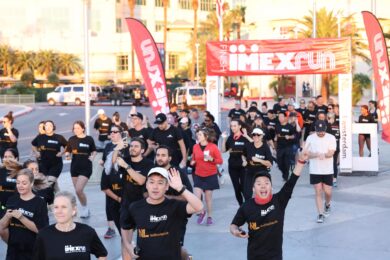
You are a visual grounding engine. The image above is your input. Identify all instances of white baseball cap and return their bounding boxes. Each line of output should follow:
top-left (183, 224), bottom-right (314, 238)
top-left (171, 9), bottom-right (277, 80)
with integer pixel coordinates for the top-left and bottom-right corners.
top-left (97, 109), bottom-right (105, 115)
top-left (180, 117), bottom-right (189, 124)
top-left (252, 128), bottom-right (264, 135)
top-left (147, 167), bottom-right (169, 180)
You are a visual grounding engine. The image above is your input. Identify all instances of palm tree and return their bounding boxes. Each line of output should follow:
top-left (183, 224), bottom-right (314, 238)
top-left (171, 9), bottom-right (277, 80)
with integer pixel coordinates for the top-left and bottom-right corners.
top-left (57, 53), bottom-right (83, 75)
top-left (36, 50), bottom-right (58, 76)
top-left (352, 73), bottom-right (371, 105)
top-left (127, 0), bottom-right (136, 81)
top-left (296, 7), bottom-right (369, 101)
top-left (190, 0), bottom-right (199, 81)
top-left (0, 45), bottom-right (15, 76)
top-left (11, 51), bottom-right (36, 76)
top-left (229, 6), bottom-right (246, 40)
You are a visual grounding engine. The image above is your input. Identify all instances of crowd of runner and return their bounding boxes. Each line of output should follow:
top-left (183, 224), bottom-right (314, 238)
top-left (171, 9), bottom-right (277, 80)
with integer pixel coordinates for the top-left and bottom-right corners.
top-left (0, 96), bottom-right (378, 259)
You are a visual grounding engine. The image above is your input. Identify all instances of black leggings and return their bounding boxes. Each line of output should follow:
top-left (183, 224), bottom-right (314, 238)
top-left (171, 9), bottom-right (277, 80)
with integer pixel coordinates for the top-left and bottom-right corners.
top-left (333, 149), bottom-right (340, 179)
top-left (277, 147), bottom-right (293, 181)
top-left (228, 165), bottom-right (246, 206)
top-left (107, 197), bottom-right (121, 233)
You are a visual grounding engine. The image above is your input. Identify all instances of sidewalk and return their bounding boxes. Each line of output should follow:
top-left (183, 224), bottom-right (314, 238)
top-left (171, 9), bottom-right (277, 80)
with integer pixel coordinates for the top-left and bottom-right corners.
top-left (0, 104), bottom-right (34, 122)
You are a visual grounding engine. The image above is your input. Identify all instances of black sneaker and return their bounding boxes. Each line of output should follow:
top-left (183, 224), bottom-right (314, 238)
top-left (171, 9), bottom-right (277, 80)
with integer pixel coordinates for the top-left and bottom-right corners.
top-left (104, 227), bottom-right (116, 239)
top-left (324, 204), bottom-right (331, 217)
top-left (317, 214), bottom-right (325, 223)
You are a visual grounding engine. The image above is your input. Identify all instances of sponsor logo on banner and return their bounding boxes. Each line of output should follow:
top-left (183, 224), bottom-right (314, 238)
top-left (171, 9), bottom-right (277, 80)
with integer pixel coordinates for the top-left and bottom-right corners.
top-left (206, 38), bottom-right (351, 76)
top-left (126, 18), bottom-right (169, 115)
top-left (362, 11), bottom-right (390, 143)
top-left (339, 73), bottom-right (352, 173)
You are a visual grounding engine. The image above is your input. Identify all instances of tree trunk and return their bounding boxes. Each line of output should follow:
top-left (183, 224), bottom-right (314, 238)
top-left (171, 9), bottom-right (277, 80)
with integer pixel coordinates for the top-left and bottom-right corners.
top-left (163, 0), bottom-right (168, 73)
top-left (321, 74), bottom-right (330, 104)
top-left (191, 1), bottom-right (198, 81)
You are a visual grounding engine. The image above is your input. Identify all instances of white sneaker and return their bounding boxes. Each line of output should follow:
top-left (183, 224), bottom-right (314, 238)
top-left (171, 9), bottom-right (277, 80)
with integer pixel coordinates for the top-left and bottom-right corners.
top-left (79, 206), bottom-right (90, 218)
top-left (219, 174), bottom-right (226, 185)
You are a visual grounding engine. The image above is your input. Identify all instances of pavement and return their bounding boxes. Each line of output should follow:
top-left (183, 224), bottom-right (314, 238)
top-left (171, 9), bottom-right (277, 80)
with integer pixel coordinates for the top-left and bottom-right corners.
top-left (1, 102), bottom-right (390, 260)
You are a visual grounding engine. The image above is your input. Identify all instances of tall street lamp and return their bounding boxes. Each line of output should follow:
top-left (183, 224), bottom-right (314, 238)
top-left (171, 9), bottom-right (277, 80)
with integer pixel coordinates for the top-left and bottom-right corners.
top-left (195, 43), bottom-right (200, 87)
top-left (83, 0), bottom-right (91, 135)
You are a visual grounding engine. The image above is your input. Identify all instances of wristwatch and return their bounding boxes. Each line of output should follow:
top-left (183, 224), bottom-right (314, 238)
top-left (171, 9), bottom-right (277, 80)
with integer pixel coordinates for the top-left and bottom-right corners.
top-left (126, 165), bottom-right (132, 170)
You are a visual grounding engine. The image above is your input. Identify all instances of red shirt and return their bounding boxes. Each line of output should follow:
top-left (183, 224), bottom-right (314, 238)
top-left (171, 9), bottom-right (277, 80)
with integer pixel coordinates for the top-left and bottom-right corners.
top-left (192, 142), bottom-right (223, 177)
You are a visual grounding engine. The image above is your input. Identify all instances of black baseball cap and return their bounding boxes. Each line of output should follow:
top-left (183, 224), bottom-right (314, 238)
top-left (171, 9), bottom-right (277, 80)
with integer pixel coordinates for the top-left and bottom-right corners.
top-left (315, 120), bottom-right (327, 132)
top-left (154, 113), bottom-right (167, 124)
top-left (181, 109), bottom-right (190, 114)
top-left (253, 171), bottom-right (272, 184)
top-left (131, 112), bottom-right (144, 120)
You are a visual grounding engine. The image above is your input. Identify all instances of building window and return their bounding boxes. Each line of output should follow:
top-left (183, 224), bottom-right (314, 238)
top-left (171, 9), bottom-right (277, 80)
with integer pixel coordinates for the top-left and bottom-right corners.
top-left (140, 19), bottom-right (147, 27)
top-left (116, 18), bottom-right (122, 33)
top-left (136, 0), bottom-right (146, 5)
top-left (280, 26), bottom-right (294, 36)
top-left (116, 0), bottom-right (121, 3)
top-left (155, 21), bottom-right (164, 32)
top-left (178, 0), bottom-right (191, 10)
top-left (200, 0), bottom-right (213, 11)
top-left (168, 54), bottom-right (179, 70)
top-left (117, 55), bottom-right (129, 71)
top-left (155, 0), bottom-right (168, 7)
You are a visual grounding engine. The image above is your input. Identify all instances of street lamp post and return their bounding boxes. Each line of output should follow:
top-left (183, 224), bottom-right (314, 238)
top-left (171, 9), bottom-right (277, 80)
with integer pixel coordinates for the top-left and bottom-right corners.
top-left (195, 43), bottom-right (200, 87)
top-left (312, 0), bottom-right (317, 97)
top-left (83, 0), bottom-right (91, 135)
top-left (371, 0), bottom-right (376, 101)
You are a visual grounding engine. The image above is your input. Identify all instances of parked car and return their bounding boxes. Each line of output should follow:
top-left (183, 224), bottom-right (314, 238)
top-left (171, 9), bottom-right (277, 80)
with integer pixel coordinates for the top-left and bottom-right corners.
top-left (172, 86), bottom-right (206, 109)
top-left (47, 84), bottom-right (101, 106)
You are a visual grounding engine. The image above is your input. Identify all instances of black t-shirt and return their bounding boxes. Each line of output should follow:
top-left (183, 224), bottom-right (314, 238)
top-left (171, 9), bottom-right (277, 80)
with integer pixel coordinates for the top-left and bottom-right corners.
top-left (273, 103), bottom-right (287, 114)
top-left (266, 118), bottom-right (278, 140)
top-left (358, 114), bottom-right (375, 124)
top-left (34, 223), bottom-right (107, 260)
top-left (315, 105), bottom-right (328, 114)
top-left (121, 158), bottom-right (154, 205)
top-left (66, 136), bottom-right (96, 174)
top-left (303, 110), bottom-right (317, 129)
top-left (244, 142), bottom-right (273, 173)
top-left (226, 135), bottom-right (249, 167)
top-left (35, 187), bottom-right (55, 205)
top-left (0, 167), bottom-right (16, 210)
top-left (121, 198), bottom-right (187, 260)
top-left (275, 123), bottom-right (296, 147)
top-left (228, 108), bottom-right (246, 119)
top-left (114, 121), bottom-right (129, 131)
top-left (231, 174), bottom-right (299, 260)
top-left (100, 143), bottom-right (123, 197)
top-left (0, 127), bottom-right (19, 157)
top-left (31, 134), bottom-right (67, 161)
top-left (149, 126), bottom-right (183, 165)
top-left (181, 127), bottom-right (195, 155)
top-left (93, 117), bottom-right (112, 141)
top-left (164, 166), bottom-right (193, 196)
top-left (6, 194), bottom-right (48, 254)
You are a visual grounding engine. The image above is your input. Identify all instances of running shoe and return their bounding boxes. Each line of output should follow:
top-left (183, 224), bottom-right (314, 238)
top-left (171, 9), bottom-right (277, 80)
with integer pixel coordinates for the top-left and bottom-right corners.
top-left (197, 212), bottom-right (206, 224)
top-left (317, 214), bottom-right (325, 223)
top-left (80, 207), bottom-right (90, 218)
top-left (104, 228), bottom-right (116, 239)
top-left (206, 217), bottom-right (214, 226)
top-left (333, 180), bottom-right (338, 187)
top-left (324, 204), bottom-right (331, 217)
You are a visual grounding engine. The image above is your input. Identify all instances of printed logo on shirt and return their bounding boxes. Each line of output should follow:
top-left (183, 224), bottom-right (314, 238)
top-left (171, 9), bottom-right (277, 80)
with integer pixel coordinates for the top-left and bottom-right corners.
top-left (234, 142), bottom-right (245, 146)
top-left (4, 133), bottom-right (9, 137)
top-left (255, 154), bottom-right (265, 159)
top-left (281, 128), bottom-right (290, 133)
top-left (48, 140), bottom-right (59, 144)
top-left (150, 214), bottom-right (168, 223)
top-left (249, 220), bottom-right (278, 231)
top-left (260, 205), bottom-right (275, 217)
top-left (6, 178), bottom-right (16, 183)
top-left (102, 123), bottom-right (109, 126)
top-left (18, 208), bottom-right (34, 218)
top-left (167, 134), bottom-right (173, 138)
top-left (79, 143), bottom-right (90, 148)
top-left (65, 245), bottom-right (87, 254)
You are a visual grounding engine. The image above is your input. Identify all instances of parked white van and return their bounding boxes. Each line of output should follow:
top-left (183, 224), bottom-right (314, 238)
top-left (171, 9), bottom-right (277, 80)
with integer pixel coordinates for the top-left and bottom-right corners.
top-left (172, 86), bottom-right (206, 109)
top-left (47, 84), bottom-right (102, 106)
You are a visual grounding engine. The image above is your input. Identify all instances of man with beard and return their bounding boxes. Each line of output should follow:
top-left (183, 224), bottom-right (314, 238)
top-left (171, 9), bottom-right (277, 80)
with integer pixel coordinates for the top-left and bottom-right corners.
top-left (114, 137), bottom-right (154, 260)
top-left (154, 145), bottom-right (193, 260)
top-left (128, 112), bottom-right (154, 160)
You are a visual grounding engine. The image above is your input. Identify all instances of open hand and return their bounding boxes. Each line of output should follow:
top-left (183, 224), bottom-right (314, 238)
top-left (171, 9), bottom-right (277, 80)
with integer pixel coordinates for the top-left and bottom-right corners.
top-left (168, 168), bottom-right (183, 192)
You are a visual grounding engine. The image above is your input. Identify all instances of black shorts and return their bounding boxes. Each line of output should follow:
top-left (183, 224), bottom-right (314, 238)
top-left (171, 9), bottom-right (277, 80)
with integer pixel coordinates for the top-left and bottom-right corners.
top-left (310, 174), bottom-right (333, 186)
top-left (70, 170), bottom-right (92, 179)
top-left (193, 174), bottom-right (219, 191)
top-left (70, 161), bottom-right (92, 178)
top-left (40, 160), bottom-right (63, 178)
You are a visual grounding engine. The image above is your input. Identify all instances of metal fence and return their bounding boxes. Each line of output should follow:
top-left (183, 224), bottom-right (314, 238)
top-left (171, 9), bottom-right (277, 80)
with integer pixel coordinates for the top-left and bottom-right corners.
top-left (0, 95), bottom-right (35, 104)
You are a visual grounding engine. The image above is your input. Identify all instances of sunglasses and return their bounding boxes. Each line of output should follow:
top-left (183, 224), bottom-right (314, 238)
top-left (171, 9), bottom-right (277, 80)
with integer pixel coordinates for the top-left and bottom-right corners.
top-left (110, 130), bottom-right (121, 134)
top-left (252, 134), bottom-right (262, 137)
top-left (204, 119), bottom-right (211, 122)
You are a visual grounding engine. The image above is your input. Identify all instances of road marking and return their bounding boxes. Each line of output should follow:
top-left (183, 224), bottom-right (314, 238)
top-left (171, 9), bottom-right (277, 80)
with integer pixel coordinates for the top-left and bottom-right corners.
top-left (59, 112), bottom-right (68, 116)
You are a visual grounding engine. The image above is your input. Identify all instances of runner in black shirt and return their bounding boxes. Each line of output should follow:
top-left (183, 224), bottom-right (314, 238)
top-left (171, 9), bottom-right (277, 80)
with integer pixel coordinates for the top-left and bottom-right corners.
top-left (32, 121), bottom-right (46, 170)
top-left (0, 149), bottom-right (19, 219)
top-left (154, 145), bottom-right (193, 259)
top-left (128, 112), bottom-right (154, 160)
top-left (273, 97), bottom-right (287, 114)
top-left (24, 160), bottom-right (54, 205)
top-left (222, 119), bottom-right (252, 206)
top-left (34, 191), bottom-right (107, 260)
top-left (230, 151), bottom-right (308, 260)
top-left (228, 100), bottom-right (246, 121)
top-left (244, 128), bottom-right (273, 199)
top-left (0, 111), bottom-right (19, 159)
top-left (303, 101), bottom-right (317, 140)
top-left (31, 120), bottom-right (67, 189)
top-left (121, 167), bottom-right (203, 259)
top-left (146, 113), bottom-right (187, 168)
top-left (65, 121), bottom-right (96, 218)
top-left (296, 99), bottom-right (307, 117)
top-left (315, 95), bottom-right (328, 114)
top-left (93, 109), bottom-right (112, 150)
top-left (202, 113), bottom-right (222, 145)
top-left (275, 112), bottom-right (296, 181)
top-left (112, 111), bottom-right (128, 131)
top-left (100, 125), bottom-right (123, 237)
top-left (266, 110), bottom-right (278, 140)
top-left (358, 105), bottom-right (375, 157)
top-left (0, 169), bottom-right (48, 260)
